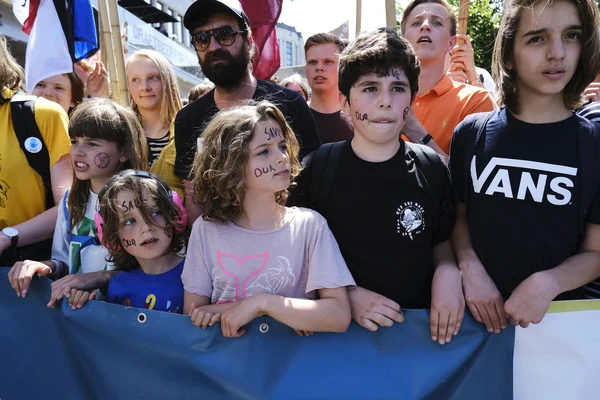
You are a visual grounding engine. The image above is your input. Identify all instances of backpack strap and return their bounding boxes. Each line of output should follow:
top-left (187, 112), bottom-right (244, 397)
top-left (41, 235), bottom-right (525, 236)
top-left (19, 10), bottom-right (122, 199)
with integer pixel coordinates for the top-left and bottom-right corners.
top-left (63, 188), bottom-right (100, 267)
top-left (406, 142), bottom-right (448, 220)
top-left (473, 111), bottom-right (495, 145)
top-left (576, 117), bottom-right (600, 246)
top-left (463, 110), bottom-right (496, 207)
top-left (63, 189), bottom-right (71, 243)
top-left (308, 141), bottom-right (346, 214)
top-left (10, 94), bottom-right (53, 210)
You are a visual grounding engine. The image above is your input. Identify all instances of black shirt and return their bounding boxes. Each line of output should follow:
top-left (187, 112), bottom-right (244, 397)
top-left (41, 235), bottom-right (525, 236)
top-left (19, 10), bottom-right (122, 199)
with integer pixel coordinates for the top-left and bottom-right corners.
top-left (174, 79), bottom-right (321, 179)
top-left (310, 109), bottom-right (353, 143)
top-left (289, 139), bottom-right (455, 308)
top-left (450, 108), bottom-right (600, 300)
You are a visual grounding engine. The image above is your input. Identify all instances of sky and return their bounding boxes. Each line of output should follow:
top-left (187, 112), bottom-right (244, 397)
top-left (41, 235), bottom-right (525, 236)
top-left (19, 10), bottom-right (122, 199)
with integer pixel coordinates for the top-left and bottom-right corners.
top-left (278, 0), bottom-right (407, 41)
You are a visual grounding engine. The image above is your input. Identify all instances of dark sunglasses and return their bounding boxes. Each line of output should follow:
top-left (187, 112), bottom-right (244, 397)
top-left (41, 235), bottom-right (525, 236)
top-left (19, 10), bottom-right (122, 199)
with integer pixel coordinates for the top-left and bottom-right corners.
top-left (191, 26), bottom-right (247, 52)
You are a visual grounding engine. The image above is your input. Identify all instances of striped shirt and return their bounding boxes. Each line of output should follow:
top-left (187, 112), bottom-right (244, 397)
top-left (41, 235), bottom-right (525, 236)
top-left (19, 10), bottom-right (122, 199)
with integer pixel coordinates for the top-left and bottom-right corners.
top-left (147, 131), bottom-right (171, 168)
top-left (576, 101), bottom-right (600, 123)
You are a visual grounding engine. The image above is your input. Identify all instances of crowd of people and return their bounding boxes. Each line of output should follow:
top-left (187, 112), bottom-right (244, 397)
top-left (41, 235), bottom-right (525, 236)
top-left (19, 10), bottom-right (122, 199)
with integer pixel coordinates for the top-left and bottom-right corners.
top-left (2, 0), bottom-right (600, 345)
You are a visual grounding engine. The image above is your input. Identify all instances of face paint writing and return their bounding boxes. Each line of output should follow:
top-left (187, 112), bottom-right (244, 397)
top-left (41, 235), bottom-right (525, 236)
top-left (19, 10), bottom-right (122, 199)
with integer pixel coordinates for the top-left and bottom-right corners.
top-left (265, 126), bottom-right (283, 140)
top-left (121, 199), bottom-right (140, 212)
top-left (254, 165), bottom-right (277, 177)
top-left (355, 112), bottom-right (368, 121)
top-left (164, 226), bottom-right (173, 239)
top-left (122, 238), bottom-right (136, 248)
top-left (94, 153), bottom-right (111, 169)
top-left (403, 106), bottom-right (409, 121)
top-left (389, 69), bottom-right (402, 81)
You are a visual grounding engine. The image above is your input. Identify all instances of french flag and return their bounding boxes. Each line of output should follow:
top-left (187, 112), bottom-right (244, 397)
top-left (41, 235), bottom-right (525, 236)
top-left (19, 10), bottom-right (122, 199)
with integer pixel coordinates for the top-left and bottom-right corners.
top-left (13, 0), bottom-right (98, 92)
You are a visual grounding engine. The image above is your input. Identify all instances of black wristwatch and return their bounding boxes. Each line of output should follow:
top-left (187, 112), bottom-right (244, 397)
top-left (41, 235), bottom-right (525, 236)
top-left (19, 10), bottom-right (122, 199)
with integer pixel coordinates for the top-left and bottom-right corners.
top-left (2, 227), bottom-right (19, 248)
top-left (418, 134), bottom-right (433, 145)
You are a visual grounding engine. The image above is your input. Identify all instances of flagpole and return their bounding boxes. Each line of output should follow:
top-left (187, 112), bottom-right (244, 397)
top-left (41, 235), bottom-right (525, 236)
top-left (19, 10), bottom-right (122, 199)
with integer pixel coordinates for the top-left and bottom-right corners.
top-left (385, 0), bottom-right (396, 29)
top-left (457, 0), bottom-right (469, 40)
top-left (355, 0), bottom-right (361, 36)
top-left (107, 0), bottom-right (129, 106)
top-left (98, 0), bottom-right (120, 100)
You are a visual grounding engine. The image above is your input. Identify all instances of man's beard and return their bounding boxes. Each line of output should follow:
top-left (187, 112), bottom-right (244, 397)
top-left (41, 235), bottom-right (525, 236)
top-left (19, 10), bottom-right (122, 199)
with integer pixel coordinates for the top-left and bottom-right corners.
top-left (199, 47), bottom-right (249, 90)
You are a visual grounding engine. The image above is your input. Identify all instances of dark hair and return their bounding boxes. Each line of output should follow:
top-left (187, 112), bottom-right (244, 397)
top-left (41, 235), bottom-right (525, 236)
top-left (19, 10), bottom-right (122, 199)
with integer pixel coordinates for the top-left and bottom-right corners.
top-left (338, 27), bottom-right (420, 101)
top-left (492, 0), bottom-right (600, 112)
top-left (68, 99), bottom-right (149, 228)
top-left (98, 171), bottom-right (187, 271)
top-left (65, 72), bottom-right (85, 111)
top-left (304, 33), bottom-right (346, 54)
top-left (400, 0), bottom-right (457, 36)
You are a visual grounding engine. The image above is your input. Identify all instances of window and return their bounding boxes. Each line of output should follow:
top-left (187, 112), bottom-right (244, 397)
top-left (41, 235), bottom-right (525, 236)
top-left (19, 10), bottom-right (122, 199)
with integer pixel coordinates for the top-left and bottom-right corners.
top-left (285, 42), bottom-right (293, 66)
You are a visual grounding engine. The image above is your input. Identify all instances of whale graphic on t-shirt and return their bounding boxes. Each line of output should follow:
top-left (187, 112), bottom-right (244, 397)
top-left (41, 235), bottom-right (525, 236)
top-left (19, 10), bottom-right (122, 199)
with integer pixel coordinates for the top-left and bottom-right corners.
top-left (216, 251), bottom-right (269, 302)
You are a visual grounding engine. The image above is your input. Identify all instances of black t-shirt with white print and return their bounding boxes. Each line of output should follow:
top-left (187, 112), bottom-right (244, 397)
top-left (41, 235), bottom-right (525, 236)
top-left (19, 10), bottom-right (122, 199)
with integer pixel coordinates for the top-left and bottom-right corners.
top-left (450, 108), bottom-right (600, 300)
top-left (288, 139), bottom-right (455, 309)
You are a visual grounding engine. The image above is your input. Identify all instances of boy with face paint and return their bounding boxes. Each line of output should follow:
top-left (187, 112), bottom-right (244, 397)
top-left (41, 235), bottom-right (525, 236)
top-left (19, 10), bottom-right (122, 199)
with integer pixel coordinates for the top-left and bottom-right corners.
top-left (289, 28), bottom-right (464, 345)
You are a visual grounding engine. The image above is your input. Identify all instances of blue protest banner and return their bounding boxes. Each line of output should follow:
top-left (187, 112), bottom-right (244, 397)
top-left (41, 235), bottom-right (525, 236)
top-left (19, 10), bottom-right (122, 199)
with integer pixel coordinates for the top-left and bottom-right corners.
top-left (0, 269), bottom-right (514, 399)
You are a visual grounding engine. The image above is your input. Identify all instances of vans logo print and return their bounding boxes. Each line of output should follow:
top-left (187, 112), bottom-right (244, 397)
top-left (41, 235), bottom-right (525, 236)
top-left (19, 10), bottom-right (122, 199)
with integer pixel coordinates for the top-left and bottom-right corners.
top-left (397, 201), bottom-right (425, 240)
top-left (470, 156), bottom-right (577, 206)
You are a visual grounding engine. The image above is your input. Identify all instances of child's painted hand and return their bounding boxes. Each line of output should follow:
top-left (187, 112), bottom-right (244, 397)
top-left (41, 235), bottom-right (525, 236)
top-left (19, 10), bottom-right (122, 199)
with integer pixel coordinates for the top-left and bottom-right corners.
top-left (190, 306), bottom-right (221, 329)
top-left (294, 330), bottom-right (313, 336)
top-left (220, 295), bottom-right (264, 338)
top-left (68, 289), bottom-right (97, 310)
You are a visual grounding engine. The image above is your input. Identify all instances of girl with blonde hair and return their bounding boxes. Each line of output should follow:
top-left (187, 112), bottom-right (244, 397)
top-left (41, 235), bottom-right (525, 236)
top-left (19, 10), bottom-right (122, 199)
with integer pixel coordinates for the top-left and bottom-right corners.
top-left (126, 49), bottom-right (182, 167)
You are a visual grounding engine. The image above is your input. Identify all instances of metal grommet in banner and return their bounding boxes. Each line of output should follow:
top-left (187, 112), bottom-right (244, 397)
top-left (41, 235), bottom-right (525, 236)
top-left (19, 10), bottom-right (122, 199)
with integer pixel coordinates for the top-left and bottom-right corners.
top-left (137, 313), bottom-right (147, 324)
top-left (259, 323), bottom-right (269, 333)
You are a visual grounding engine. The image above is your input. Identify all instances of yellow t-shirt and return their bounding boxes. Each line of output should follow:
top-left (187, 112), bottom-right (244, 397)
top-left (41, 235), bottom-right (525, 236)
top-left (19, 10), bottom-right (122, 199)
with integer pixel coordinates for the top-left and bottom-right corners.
top-left (149, 140), bottom-right (184, 199)
top-left (0, 92), bottom-right (70, 228)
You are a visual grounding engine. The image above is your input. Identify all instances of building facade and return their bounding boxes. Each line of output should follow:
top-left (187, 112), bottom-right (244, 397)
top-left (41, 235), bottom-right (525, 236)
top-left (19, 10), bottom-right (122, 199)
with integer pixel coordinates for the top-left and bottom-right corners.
top-left (275, 23), bottom-right (305, 69)
top-left (0, 0), bottom-right (203, 97)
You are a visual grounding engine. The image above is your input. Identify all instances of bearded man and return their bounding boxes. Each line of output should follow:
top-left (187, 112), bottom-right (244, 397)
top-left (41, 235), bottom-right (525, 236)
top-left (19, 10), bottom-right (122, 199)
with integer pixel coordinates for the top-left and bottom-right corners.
top-left (175, 0), bottom-right (321, 224)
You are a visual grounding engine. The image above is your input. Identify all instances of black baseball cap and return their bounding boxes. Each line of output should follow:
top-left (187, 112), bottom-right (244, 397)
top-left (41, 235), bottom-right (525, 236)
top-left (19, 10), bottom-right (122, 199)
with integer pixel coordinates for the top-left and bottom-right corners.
top-left (183, 0), bottom-right (250, 31)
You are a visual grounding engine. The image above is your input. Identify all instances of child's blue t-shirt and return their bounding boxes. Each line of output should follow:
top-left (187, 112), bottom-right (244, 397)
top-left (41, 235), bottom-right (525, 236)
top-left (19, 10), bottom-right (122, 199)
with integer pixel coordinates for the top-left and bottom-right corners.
top-left (107, 259), bottom-right (185, 314)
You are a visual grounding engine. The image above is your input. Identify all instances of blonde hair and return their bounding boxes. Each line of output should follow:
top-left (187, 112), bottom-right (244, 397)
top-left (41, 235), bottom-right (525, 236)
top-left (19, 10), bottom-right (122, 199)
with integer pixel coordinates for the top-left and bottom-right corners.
top-left (280, 74), bottom-right (310, 100)
top-left (126, 49), bottom-right (182, 129)
top-left (190, 101), bottom-right (302, 223)
top-left (188, 82), bottom-right (214, 102)
top-left (0, 35), bottom-right (25, 103)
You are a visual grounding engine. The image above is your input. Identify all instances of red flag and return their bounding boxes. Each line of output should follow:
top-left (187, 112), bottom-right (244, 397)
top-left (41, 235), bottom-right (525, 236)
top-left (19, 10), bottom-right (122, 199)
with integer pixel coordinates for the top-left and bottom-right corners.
top-left (13, 0), bottom-right (41, 35)
top-left (241, 0), bottom-right (282, 80)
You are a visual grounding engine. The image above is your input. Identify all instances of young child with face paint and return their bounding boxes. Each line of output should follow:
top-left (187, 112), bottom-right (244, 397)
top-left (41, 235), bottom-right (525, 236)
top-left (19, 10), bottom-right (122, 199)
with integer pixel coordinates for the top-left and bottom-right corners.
top-left (182, 101), bottom-right (355, 338)
top-left (66, 170), bottom-right (188, 313)
top-left (8, 99), bottom-right (148, 305)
